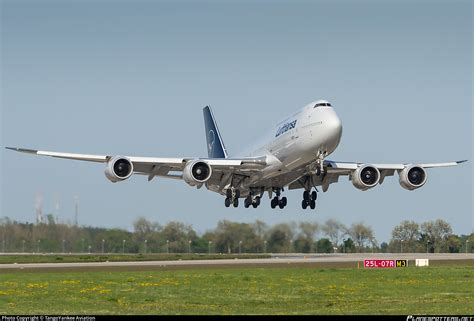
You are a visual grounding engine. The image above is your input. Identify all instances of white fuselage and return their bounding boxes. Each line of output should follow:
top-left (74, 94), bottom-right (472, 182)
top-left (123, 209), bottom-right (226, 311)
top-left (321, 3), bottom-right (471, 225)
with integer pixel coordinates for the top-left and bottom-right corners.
top-left (225, 100), bottom-right (343, 193)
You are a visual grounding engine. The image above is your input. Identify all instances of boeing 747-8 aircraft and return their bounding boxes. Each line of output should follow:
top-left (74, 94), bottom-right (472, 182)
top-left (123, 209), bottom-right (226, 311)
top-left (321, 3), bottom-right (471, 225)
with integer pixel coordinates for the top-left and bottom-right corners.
top-left (6, 100), bottom-right (466, 210)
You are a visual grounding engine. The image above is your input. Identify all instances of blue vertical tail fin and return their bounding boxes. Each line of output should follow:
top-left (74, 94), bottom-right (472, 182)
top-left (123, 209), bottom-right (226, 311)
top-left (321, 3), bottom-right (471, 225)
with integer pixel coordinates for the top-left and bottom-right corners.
top-left (203, 106), bottom-right (228, 159)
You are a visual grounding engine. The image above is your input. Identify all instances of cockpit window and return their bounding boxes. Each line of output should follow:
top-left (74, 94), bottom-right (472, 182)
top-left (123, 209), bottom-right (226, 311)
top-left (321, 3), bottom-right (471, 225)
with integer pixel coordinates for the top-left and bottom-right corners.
top-left (314, 102), bottom-right (332, 108)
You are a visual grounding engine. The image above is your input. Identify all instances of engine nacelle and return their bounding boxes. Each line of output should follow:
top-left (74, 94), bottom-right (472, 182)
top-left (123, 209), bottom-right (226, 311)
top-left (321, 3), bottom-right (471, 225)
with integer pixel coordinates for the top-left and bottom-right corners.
top-left (351, 165), bottom-right (380, 191)
top-left (183, 160), bottom-right (212, 187)
top-left (105, 156), bottom-right (134, 183)
top-left (399, 165), bottom-right (427, 190)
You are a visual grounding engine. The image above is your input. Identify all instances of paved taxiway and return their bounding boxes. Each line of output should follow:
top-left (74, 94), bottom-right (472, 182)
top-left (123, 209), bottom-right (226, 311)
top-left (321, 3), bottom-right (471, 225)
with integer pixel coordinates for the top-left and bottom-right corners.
top-left (0, 253), bottom-right (472, 272)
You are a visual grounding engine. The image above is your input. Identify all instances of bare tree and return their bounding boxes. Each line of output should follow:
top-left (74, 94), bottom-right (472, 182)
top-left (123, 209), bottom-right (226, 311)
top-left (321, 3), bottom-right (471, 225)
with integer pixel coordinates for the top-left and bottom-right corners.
top-left (296, 222), bottom-right (319, 252)
top-left (299, 222), bottom-right (319, 240)
top-left (253, 220), bottom-right (268, 239)
top-left (347, 222), bottom-right (375, 252)
top-left (133, 217), bottom-right (161, 240)
top-left (322, 219), bottom-right (346, 250)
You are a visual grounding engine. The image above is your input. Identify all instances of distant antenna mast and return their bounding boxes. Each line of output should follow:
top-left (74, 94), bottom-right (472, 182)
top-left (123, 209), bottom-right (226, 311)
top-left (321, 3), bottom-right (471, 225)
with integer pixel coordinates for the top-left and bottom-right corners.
top-left (74, 195), bottom-right (79, 226)
top-left (35, 192), bottom-right (43, 224)
top-left (54, 193), bottom-right (60, 224)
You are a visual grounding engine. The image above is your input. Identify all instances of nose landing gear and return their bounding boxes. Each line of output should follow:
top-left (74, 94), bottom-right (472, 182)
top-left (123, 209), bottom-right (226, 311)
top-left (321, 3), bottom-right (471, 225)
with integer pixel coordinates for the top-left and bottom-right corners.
top-left (315, 150), bottom-right (327, 176)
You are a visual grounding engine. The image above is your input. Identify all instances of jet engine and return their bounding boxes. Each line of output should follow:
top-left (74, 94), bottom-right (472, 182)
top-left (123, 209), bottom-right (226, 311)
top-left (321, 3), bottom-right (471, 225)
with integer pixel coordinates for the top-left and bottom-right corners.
top-left (351, 165), bottom-right (380, 191)
top-left (399, 165), bottom-right (427, 190)
top-left (105, 156), bottom-right (134, 183)
top-left (183, 160), bottom-right (212, 187)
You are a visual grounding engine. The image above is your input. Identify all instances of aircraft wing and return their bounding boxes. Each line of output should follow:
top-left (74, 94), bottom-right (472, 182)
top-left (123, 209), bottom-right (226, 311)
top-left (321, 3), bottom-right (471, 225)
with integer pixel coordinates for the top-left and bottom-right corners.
top-left (5, 147), bottom-right (109, 162)
top-left (289, 159), bottom-right (467, 192)
top-left (5, 147), bottom-right (267, 181)
top-left (325, 159), bottom-right (467, 172)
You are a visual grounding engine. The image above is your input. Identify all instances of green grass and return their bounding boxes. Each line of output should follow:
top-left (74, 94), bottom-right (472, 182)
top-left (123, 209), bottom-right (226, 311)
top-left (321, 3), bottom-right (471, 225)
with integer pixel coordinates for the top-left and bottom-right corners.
top-left (0, 253), bottom-right (270, 264)
top-left (1, 265), bottom-right (472, 315)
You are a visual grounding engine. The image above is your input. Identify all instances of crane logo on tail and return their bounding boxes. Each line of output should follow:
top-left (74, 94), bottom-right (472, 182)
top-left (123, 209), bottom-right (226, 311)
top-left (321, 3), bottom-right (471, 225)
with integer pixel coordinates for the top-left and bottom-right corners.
top-left (207, 130), bottom-right (216, 156)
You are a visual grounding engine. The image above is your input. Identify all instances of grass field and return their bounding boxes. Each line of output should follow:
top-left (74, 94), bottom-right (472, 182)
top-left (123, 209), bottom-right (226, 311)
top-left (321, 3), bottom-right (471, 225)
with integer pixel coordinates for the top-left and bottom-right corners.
top-left (1, 265), bottom-right (472, 315)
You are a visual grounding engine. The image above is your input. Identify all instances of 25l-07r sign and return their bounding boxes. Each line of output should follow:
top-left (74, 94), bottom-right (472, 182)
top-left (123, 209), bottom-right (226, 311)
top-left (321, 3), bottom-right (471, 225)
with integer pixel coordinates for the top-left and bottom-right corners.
top-left (364, 260), bottom-right (408, 268)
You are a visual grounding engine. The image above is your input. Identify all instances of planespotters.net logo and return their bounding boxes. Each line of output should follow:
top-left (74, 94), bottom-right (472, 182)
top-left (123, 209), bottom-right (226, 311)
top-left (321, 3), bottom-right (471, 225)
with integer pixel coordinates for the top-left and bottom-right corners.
top-left (407, 316), bottom-right (474, 321)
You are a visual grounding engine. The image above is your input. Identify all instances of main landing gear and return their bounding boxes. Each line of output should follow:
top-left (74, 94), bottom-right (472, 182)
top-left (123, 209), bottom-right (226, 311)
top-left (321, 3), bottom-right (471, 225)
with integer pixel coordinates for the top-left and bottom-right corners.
top-left (225, 188), bottom-right (262, 209)
top-left (244, 195), bottom-right (261, 208)
top-left (270, 188), bottom-right (287, 209)
top-left (224, 188), bottom-right (240, 208)
top-left (302, 189), bottom-right (317, 210)
top-left (224, 187), bottom-right (317, 210)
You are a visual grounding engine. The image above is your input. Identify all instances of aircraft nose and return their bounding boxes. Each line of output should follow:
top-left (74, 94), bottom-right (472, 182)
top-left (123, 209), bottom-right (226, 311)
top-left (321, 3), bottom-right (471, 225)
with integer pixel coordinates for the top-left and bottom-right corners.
top-left (329, 112), bottom-right (342, 135)
top-left (327, 112), bottom-right (343, 147)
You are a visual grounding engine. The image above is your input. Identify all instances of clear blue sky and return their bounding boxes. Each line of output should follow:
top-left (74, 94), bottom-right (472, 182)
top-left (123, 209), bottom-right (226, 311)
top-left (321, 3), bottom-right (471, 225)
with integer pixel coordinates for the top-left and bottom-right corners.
top-left (1, 0), bottom-right (472, 242)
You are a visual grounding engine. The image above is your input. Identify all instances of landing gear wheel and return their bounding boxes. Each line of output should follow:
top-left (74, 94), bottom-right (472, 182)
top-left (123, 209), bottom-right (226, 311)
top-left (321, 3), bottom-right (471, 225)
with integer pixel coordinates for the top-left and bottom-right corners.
top-left (226, 189), bottom-right (232, 199)
top-left (252, 203), bottom-right (258, 208)
top-left (270, 188), bottom-right (287, 209)
top-left (255, 196), bottom-right (261, 206)
top-left (279, 202), bottom-right (285, 209)
top-left (274, 196), bottom-right (280, 204)
top-left (301, 188), bottom-right (318, 210)
top-left (244, 200), bottom-right (250, 208)
top-left (235, 189), bottom-right (241, 198)
top-left (225, 198), bottom-right (231, 208)
top-left (233, 198), bottom-right (239, 208)
top-left (303, 191), bottom-right (310, 201)
top-left (244, 196), bottom-right (251, 208)
top-left (302, 200), bottom-right (308, 209)
top-left (271, 197), bottom-right (278, 209)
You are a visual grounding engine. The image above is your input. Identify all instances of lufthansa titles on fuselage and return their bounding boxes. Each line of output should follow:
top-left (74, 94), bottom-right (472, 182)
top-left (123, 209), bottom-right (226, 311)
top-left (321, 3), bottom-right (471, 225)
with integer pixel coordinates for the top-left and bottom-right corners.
top-left (275, 120), bottom-right (297, 138)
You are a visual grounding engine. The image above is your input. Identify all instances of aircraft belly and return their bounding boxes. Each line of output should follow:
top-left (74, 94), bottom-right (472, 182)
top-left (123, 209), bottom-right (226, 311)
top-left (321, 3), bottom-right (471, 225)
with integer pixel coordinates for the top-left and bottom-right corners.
top-left (248, 170), bottom-right (304, 190)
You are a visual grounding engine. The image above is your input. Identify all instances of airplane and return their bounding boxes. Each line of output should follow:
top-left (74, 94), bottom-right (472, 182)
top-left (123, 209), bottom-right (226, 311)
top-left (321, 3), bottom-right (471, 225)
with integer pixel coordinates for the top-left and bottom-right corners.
top-left (6, 99), bottom-right (467, 210)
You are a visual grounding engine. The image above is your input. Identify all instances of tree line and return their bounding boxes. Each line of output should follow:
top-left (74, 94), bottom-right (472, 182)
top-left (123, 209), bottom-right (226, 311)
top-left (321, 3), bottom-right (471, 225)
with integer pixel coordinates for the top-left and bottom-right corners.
top-left (0, 216), bottom-right (472, 254)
